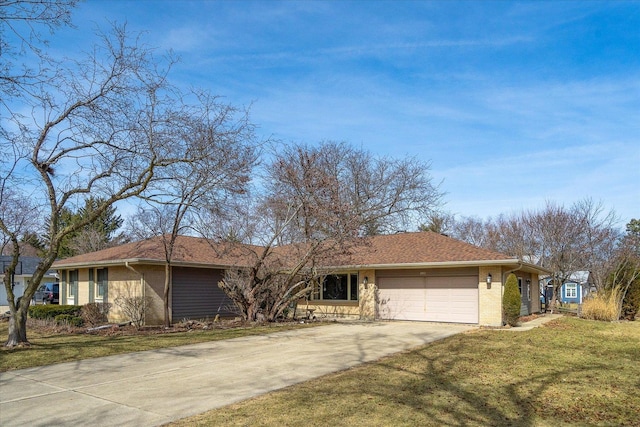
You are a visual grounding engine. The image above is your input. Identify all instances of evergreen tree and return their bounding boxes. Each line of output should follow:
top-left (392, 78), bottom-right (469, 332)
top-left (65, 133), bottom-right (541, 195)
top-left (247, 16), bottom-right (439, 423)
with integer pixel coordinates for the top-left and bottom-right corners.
top-left (618, 219), bottom-right (640, 320)
top-left (46, 198), bottom-right (124, 258)
top-left (503, 273), bottom-right (521, 326)
top-left (77, 197), bottom-right (124, 242)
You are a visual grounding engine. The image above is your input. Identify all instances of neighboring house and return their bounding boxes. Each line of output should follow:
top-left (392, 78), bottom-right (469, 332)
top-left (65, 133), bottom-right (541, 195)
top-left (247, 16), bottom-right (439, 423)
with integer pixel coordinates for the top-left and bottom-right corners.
top-left (52, 232), bottom-right (550, 326)
top-left (0, 256), bottom-right (58, 306)
top-left (541, 271), bottom-right (594, 305)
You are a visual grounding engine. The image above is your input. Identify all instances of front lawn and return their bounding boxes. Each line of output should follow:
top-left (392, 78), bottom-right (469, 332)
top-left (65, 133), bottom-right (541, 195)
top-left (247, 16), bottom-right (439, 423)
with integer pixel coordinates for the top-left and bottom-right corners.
top-left (170, 317), bottom-right (640, 427)
top-left (0, 319), bottom-right (320, 371)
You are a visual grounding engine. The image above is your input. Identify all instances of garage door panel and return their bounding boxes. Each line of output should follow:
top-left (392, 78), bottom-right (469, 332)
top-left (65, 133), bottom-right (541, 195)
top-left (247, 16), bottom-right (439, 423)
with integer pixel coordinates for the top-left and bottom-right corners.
top-left (378, 290), bottom-right (426, 321)
top-left (425, 288), bottom-right (477, 323)
top-left (378, 278), bottom-right (426, 321)
top-left (378, 275), bottom-right (478, 324)
top-left (425, 276), bottom-right (477, 323)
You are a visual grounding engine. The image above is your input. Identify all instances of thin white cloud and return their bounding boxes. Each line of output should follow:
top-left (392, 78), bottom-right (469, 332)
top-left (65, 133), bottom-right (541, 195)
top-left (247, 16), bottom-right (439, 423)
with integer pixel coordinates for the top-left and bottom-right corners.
top-left (187, 34), bottom-right (534, 68)
top-left (318, 36), bottom-right (534, 57)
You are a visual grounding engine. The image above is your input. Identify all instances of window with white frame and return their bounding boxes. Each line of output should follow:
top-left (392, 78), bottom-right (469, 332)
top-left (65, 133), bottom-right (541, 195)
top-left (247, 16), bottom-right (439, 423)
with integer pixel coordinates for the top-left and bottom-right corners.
top-left (565, 283), bottom-right (578, 298)
top-left (68, 270), bottom-right (78, 297)
top-left (96, 268), bottom-right (107, 301)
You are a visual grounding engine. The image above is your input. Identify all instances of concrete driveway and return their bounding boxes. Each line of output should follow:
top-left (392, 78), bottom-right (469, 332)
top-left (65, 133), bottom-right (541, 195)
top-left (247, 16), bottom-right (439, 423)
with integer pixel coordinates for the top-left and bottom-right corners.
top-left (0, 321), bottom-right (473, 427)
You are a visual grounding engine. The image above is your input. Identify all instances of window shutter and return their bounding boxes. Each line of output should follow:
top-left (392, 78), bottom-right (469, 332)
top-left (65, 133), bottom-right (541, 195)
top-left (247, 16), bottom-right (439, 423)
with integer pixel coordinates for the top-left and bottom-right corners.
top-left (89, 269), bottom-right (94, 303)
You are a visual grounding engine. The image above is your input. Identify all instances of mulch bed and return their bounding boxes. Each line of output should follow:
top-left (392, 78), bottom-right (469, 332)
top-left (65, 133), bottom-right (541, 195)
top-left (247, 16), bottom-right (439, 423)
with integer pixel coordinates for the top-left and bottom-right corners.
top-left (23, 317), bottom-right (301, 337)
top-left (518, 313), bottom-right (544, 323)
top-left (88, 319), bottom-right (253, 336)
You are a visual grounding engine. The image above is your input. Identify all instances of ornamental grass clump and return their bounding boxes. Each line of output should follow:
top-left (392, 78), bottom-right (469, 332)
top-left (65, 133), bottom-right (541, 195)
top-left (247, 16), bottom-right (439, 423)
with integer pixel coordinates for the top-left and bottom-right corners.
top-left (503, 273), bottom-right (521, 326)
top-left (581, 286), bottom-right (622, 321)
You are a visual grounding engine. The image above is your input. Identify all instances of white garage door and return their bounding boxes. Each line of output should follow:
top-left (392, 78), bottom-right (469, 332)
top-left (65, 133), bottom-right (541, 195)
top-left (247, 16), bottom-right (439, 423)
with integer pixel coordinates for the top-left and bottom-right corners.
top-left (378, 275), bottom-right (478, 323)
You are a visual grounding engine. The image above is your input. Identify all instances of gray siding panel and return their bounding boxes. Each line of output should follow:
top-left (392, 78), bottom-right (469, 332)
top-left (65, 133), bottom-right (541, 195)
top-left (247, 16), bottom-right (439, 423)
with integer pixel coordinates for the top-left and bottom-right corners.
top-left (172, 267), bottom-right (236, 320)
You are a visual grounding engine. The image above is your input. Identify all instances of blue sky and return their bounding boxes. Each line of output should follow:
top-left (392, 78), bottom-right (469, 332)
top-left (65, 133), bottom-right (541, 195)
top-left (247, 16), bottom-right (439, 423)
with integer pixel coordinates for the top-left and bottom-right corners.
top-left (46, 1), bottom-right (640, 226)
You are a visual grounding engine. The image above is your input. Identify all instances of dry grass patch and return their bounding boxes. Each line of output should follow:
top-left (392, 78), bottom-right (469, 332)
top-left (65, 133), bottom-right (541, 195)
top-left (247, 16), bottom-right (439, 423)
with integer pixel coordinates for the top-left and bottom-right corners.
top-left (170, 317), bottom-right (640, 427)
top-left (581, 286), bottom-right (622, 321)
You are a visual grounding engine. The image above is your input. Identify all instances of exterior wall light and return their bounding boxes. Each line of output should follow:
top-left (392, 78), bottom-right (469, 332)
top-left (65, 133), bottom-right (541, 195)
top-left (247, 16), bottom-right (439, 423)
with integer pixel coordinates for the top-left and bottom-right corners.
top-left (486, 273), bottom-right (492, 286)
top-left (363, 276), bottom-right (369, 285)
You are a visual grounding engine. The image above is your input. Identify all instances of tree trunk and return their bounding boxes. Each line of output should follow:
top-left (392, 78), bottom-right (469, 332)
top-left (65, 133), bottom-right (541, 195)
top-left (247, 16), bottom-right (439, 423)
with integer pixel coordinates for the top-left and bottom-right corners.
top-left (163, 262), bottom-right (171, 328)
top-left (5, 303), bottom-right (29, 347)
top-left (549, 285), bottom-right (559, 314)
top-left (247, 302), bottom-right (258, 322)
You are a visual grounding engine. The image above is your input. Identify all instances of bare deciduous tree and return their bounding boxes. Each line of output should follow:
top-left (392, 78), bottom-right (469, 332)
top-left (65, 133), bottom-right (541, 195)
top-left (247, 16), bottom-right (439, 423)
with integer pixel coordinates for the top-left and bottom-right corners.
top-left (0, 188), bottom-right (40, 322)
top-left (114, 282), bottom-right (151, 328)
top-left (216, 141), bottom-right (443, 322)
top-left (126, 94), bottom-right (258, 327)
top-left (449, 215), bottom-right (492, 248)
top-left (218, 241), bottom-right (321, 322)
top-left (450, 199), bottom-right (621, 313)
top-left (0, 0), bottom-right (78, 100)
top-left (532, 202), bottom-right (586, 312)
top-left (0, 20), bottom-right (223, 346)
top-left (571, 198), bottom-right (620, 289)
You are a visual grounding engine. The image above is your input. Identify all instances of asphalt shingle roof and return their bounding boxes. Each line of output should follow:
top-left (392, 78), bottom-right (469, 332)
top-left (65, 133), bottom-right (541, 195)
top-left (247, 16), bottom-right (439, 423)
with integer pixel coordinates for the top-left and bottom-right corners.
top-left (52, 236), bottom-right (264, 268)
top-left (342, 232), bottom-right (514, 266)
top-left (52, 231), bottom-right (516, 269)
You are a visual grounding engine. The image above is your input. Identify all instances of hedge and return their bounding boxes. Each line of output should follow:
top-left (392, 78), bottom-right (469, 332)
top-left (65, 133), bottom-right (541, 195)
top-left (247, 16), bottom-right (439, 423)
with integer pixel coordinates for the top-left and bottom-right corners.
top-left (28, 305), bottom-right (82, 320)
top-left (54, 314), bottom-right (84, 327)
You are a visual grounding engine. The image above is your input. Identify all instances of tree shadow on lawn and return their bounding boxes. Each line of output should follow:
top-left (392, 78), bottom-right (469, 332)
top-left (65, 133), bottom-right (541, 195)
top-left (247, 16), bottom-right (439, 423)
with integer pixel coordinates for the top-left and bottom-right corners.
top-left (372, 354), bottom-right (544, 425)
top-left (358, 332), bottom-right (634, 427)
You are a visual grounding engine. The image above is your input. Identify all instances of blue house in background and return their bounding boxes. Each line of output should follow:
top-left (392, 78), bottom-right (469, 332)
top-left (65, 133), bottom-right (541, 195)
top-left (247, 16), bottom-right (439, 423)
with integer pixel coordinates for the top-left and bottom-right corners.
top-left (541, 271), bottom-right (594, 305)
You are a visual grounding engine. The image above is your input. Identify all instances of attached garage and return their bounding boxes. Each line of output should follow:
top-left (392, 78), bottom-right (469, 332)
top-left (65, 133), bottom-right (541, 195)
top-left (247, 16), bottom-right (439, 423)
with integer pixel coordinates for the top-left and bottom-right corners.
top-left (172, 267), bottom-right (236, 320)
top-left (377, 270), bottom-right (479, 324)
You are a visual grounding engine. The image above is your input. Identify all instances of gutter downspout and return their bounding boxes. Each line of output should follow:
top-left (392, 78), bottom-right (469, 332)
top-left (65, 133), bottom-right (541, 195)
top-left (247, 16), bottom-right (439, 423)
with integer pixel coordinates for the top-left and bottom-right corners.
top-left (125, 262), bottom-right (145, 324)
top-left (502, 261), bottom-right (524, 285)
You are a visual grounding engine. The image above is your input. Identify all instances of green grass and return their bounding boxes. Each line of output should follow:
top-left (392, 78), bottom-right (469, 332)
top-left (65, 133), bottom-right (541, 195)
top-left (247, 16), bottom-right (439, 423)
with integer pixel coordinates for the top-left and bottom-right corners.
top-left (170, 317), bottom-right (640, 427)
top-left (0, 320), bottom-right (321, 372)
